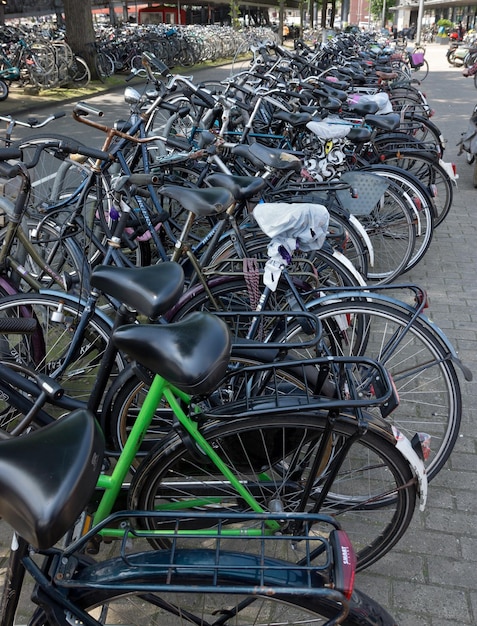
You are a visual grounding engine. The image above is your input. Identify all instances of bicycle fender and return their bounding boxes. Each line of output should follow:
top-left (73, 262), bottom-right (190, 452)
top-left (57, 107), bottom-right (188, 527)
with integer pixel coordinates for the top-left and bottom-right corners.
top-left (348, 213), bottom-right (374, 267)
top-left (38, 289), bottom-right (115, 329)
top-left (308, 288), bottom-right (473, 380)
top-left (392, 426), bottom-right (428, 511)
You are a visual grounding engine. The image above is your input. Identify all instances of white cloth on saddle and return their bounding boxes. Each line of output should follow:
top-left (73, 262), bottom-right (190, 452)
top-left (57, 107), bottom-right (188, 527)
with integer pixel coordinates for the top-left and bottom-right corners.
top-left (348, 92), bottom-right (393, 114)
top-left (306, 119), bottom-right (353, 139)
top-left (253, 202), bottom-right (330, 291)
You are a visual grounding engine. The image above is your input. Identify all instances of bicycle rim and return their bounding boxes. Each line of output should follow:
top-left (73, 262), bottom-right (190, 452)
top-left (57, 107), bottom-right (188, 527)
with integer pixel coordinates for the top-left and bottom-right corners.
top-left (64, 580), bottom-right (396, 625)
top-left (0, 292), bottom-right (125, 424)
top-left (129, 414), bottom-right (416, 571)
top-left (308, 298), bottom-right (462, 480)
top-left (383, 154), bottom-right (453, 227)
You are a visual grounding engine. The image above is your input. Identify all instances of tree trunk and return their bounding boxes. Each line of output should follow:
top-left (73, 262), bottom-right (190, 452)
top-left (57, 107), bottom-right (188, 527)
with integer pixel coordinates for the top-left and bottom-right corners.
top-left (63, 0), bottom-right (99, 80)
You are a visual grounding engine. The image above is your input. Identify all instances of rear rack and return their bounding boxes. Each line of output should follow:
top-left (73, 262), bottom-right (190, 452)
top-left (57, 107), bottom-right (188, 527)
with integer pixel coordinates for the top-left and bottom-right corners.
top-left (208, 354), bottom-right (397, 418)
top-left (215, 309), bottom-right (323, 349)
top-left (56, 510), bottom-right (354, 625)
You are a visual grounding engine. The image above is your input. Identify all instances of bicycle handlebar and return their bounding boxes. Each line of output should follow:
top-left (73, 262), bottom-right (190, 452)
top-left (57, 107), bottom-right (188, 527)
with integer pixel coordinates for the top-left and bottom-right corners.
top-left (0, 111), bottom-right (66, 129)
top-left (74, 101), bottom-right (104, 117)
top-left (0, 140), bottom-right (112, 177)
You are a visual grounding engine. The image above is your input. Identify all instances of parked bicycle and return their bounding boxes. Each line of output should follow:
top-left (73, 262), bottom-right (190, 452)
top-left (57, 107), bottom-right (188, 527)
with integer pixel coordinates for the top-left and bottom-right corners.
top-left (0, 406), bottom-right (399, 625)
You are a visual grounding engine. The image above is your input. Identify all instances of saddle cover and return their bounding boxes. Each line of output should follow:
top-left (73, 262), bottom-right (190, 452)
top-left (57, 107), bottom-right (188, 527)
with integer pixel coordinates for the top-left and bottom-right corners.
top-left (347, 92), bottom-right (393, 114)
top-left (253, 202), bottom-right (330, 290)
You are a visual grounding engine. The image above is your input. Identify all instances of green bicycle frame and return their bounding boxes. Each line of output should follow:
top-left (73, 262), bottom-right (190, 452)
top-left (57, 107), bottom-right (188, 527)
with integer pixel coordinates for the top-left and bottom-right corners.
top-left (93, 373), bottom-right (280, 538)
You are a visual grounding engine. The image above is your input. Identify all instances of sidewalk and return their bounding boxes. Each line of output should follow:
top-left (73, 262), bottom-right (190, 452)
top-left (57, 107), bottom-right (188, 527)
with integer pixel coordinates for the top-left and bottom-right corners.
top-left (356, 42), bottom-right (477, 625)
top-left (0, 41), bottom-right (476, 625)
top-left (0, 57), bottom-right (236, 118)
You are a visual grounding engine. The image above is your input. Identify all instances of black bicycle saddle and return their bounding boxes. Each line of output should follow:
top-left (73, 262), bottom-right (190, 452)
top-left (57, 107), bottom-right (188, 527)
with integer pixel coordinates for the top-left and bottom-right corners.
top-left (0, 409), bottom-right (104, 549)
top-left (112, 312), bottom-right (231, 395)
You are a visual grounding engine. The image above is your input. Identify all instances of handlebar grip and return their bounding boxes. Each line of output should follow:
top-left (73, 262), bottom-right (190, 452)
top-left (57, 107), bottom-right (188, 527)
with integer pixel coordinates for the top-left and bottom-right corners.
top-left (194, 88), bottom-right (216, 109)
top-left (165, 135), bottom-right (191, 150)
top-left (112, 174), bottom-right (160, 192)
top-left (0, 161), bottom-right (22, 178)
top-left (73, 102), bottom-right (104, 117)
top-left (59, 141), bottom-right (111, 162)
top-left (0, 147), bottom-right (22, 161)
top-left (128, 173), bottom-right (160, 186)
top-left (54, 112), bottom-right (66, 120)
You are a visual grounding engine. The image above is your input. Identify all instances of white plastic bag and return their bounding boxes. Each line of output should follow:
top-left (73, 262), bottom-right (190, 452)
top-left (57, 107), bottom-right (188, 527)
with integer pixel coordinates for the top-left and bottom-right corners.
top-left (253, 202), bottom-right (330, 290)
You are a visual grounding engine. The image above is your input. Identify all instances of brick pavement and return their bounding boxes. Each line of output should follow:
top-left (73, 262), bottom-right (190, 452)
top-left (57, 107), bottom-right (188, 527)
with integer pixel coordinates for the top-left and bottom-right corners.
top-left (355, 43), bottom-right (477, 625)
top-left (0, 41), bottom-right (476, 625)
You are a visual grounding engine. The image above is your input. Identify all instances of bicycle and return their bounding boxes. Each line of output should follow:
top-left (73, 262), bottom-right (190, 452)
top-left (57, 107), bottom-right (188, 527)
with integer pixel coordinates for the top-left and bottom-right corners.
top-left (0, 259), bottom-right (427, 576)
top-left (0, 157), bottom-right (468, 485)
top-left (0, 408), bottom-right (399, 625)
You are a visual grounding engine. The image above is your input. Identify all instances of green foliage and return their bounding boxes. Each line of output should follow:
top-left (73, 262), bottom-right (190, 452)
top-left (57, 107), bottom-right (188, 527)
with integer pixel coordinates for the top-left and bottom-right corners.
top-left (229, 0), bottom-right (241, 30)
top-left (436, 18), bottom-right (453, 37)
top-left (370, 0), bottom-right (396, 23)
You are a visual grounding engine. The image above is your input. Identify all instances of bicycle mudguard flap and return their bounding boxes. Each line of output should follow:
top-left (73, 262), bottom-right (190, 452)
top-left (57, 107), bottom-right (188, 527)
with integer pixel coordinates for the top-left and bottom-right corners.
top-left (0, 409), bottom-right (104, 549)
top-left (337, 171), bottom-right (390, 215)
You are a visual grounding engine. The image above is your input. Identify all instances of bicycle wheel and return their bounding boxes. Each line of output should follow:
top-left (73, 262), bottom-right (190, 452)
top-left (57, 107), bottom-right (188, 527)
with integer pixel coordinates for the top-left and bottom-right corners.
top-left (361, 164), bottom-right (435, 272)
top-left (388, 88), bottom-right (430, 117)
top-left (413, 58), bottom-right (429, 81)
top-left (128, 413), bottom-right (417, 571)
top-left (382, 152), bottom-right (453, 227)
top-left (62, 564), bottom-right (398, 626)
top-left (0, 79), bottom-right (8, 101)
top-left (306, 298), bottom-right (462, 481)
top-left (400, 113), bottom-right (445, 154)
top-left (166, 271), bottom-right (355, 325)
top-left (95, 51), bottom-right (115, 82)
top-left (68, 56), bottom-right (91, 87)
top-left (209, 234), bottom-right (364, 289)
top-left (106, 351), bottom-right (312, 460)
top-left (10, 134), bottom-right (90, 212)
top-left (351, 178), bottom-right (416, 283)
top-left (0, 217), bottom-right (86, 293)
top-left (0, 292), bottom-right (125, 426)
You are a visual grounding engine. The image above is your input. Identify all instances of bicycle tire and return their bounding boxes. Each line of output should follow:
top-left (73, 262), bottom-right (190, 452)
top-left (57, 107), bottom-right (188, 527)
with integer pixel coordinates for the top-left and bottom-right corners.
top-left (388, 88), bottom-right (430, 117)
top-left (0, 79), bottom-right (8, 101)
top-left (0, 217), bottom-right (86, 293)
top-left (360, 164), bottom-right (435, 272)
top-left (182, 284), bottom-right (463, 482)
top-left (128, 412), bottom-right (417, 571)
top-left (9, 139), bottom-right (151, 272)
top-left (165, 273), bottom-right (350, 326)
top-left (351, 177), bottom-right (416, 283)
top-left (209, 234), bottom-right (364, 289)
top-left (381, 152), bottom-right (453, 227)
top-left (60, 557), bottom-right (399, 625)
top-left (95, 51), bottom-right (115, 82)
top-left (401, 112), bottom-right (446, 155)
top-left (413, 58), bottom-right (429, 81)
top-left (0, 292), bottom-right (126, 426)
top-left (10, 133), bottom-right (90, 212)
top-left (68, 56), bottom-right (91, 88)
top-left (305, 297), bottom-right (462, 481)
top-left (106, 350), bottom-right (315, 460)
